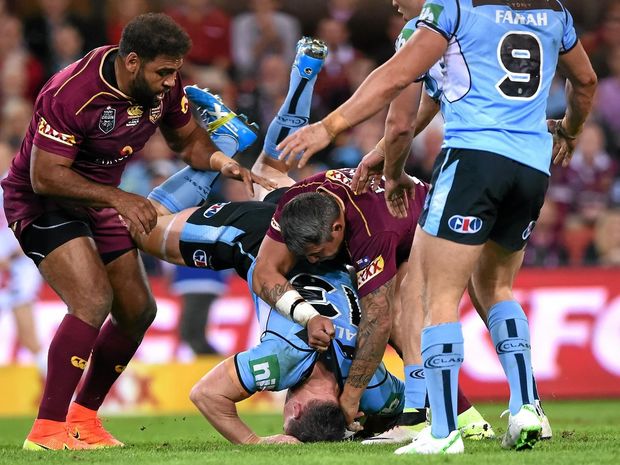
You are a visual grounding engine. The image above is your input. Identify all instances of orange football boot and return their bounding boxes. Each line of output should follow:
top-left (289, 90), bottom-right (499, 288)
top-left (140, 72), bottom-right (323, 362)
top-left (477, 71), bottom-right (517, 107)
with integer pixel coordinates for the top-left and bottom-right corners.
top-left (23, 418), bottom-right (93, 450)
top-left (67, 402), bottom-right (124, 448)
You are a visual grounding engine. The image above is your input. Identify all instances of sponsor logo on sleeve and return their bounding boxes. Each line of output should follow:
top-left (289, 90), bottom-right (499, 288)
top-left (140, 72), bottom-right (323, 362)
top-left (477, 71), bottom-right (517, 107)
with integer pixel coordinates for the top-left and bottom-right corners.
top-left (270, 217), bottom-right (281, 232)
top-left (448, 215), bottom-right (483, 234)
top-left (98, 106), bottom-right (116, 134)
top-left (250, 355), bottom-right (280, 391)
top-left (181, 95), bottom-right (189, 114)
top-left (419, 3), bottom-right (444, 27)
top-left (126, 105), bottom-right (143, 127)
top-left (149, 102), bottom-right (163, 123)
top-left (37, 117), bottom-right (76, 146)
top-left (325, 169), bottom-right (355, 188)
top-left (356, 256), bottom-right (371, 268)
top-left (356, 255), bottom-right (385, 289)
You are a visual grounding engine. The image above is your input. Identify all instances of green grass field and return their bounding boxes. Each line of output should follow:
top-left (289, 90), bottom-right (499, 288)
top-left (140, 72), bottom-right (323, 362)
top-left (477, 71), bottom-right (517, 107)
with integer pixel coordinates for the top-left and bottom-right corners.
top-left (0, 400), bottom-right (618, 465)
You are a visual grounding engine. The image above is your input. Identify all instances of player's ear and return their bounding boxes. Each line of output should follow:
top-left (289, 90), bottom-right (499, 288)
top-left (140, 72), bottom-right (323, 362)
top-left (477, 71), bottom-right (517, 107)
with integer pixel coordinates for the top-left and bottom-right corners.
top-left (292, 401), bottom-right (303, 419)
top-left (124, 52), bottom-right (140, 73)
top-left (332, 221), bottom-right (344, 234)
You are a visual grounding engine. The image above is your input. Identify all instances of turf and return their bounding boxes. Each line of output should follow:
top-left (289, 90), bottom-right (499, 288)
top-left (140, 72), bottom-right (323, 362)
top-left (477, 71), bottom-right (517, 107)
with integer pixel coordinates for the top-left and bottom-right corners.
top-left (0, 400), bottom-right (618, 465)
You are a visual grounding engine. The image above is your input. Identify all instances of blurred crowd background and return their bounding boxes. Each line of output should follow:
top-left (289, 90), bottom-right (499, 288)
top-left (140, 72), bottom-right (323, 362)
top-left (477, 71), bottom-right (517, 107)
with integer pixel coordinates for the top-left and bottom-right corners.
top-left (1, 0), bottom-right (619, 356)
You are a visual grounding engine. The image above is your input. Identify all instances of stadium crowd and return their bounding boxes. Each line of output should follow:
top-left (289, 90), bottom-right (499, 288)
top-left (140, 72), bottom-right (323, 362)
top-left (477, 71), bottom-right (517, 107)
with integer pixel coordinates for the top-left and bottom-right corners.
top-left (0, 0), bottom-right (619, 359)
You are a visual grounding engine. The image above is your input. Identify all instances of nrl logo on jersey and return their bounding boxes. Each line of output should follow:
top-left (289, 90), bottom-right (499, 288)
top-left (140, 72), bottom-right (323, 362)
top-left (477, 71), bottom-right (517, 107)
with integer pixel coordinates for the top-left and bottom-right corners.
top-left (203, 202), bottom-right (230, 219)
top-left (357, 255), bottom-right (384, 289)
top-left (419, 3), bottom-right (444, 27)
top-left (37, 117), bottom-right (76, 146)
top-left (99, 106), bottom-right (116, 134)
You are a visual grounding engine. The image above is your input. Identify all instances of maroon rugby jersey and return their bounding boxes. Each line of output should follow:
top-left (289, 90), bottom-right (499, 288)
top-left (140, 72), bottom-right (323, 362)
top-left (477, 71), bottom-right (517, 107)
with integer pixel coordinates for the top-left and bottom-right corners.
top-left (267, 169), bottom-right (429, 297)
top-left (1, 45), bottom-right (191, 226)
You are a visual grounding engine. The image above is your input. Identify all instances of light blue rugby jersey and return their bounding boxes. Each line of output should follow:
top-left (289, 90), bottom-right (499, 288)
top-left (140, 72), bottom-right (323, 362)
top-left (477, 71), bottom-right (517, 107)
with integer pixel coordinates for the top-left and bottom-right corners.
top-left (238, 260), bottom-right (404, 417)
top-left (416, 0), bottom-right (577, 174)
top-left (396, 18), bottom-right (444, 101)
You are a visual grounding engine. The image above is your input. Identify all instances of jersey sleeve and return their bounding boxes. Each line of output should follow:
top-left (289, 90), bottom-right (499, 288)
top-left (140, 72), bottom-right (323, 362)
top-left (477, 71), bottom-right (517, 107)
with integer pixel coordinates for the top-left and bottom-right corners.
top-left (32, 95), bottom-right (83, 160)
top-left (234, 340), bottom-right (285, 393)
top-left (559, 5), bottom-right (578, 54)
top-left (350, 233), bottom-right (398, 298)
top-left (417, 0), bottom-right (459, 41)
top-left (162, 74), bottom-right (192, 129)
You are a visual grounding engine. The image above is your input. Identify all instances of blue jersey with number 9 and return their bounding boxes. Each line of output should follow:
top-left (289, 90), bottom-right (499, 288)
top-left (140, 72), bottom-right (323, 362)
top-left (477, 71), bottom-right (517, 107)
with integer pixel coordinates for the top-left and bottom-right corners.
top-left (417, 0), bottom-right (577, 174)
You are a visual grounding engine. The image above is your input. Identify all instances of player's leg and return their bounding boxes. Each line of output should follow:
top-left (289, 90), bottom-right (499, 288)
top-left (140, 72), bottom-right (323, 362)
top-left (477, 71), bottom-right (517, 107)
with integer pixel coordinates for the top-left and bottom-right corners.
top-left (148, 88), bottom-right (259, 214)
top-left (19, 214), bottom-right (111, 450)
top-left (69, 249), bottom-right (154, 448)
top-left (251, 37), bottom-right (327, 198)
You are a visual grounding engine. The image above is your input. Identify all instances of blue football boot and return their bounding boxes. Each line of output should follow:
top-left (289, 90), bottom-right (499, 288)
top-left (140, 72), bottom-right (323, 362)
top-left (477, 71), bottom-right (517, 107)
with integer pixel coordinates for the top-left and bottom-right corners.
top-left (293, 36), bottom-right (328, 80)
top-left (184, 86), bottom-right (259, 156)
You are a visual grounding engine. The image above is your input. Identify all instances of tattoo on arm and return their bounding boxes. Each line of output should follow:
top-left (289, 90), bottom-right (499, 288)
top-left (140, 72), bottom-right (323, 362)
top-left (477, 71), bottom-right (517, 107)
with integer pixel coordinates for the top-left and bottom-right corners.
top-left (346, 278), bottom-right (395, 389)
top-left (259, 281), bottom-right (294, 307)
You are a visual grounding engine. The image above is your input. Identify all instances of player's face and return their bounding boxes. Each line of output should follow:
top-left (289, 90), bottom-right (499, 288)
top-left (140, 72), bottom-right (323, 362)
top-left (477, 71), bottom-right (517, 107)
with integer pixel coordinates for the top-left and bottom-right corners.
top-left (130, 55), bottom-right (183, 108)
top-left (392, 0), bottom-right (425, 20)
top-left (304, 228), bottom-right (344, 264)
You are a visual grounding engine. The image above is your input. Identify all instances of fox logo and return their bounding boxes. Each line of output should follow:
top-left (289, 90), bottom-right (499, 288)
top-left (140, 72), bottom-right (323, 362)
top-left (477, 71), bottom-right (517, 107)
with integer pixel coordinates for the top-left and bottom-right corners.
top-left (71, 356), bottom-right (87, 370)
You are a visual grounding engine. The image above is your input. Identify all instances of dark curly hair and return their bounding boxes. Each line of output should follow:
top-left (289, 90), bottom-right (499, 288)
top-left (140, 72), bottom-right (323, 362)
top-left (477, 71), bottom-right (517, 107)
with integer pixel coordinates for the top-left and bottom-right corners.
top-left (285, 399), bottom-right (346, 442)
top-left (119, 13), bottom-right (191, 62)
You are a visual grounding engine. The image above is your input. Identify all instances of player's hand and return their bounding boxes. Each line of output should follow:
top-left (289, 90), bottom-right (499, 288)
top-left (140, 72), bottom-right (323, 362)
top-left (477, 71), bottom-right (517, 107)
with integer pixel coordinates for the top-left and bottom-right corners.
top-left (113, 191), bottom-right (158, 235)
top-left (220, 161), bottom-right (277, 198)
top-left (339, 394), bottom-right (364, 430)
top-left (276, 122), bottom-right (332, 169)
top-left (384, 173), bottom-right (416, 219)
top-left (351, 149), bottom-right (384, 194)
top-left (259, 434), bottom-right (302, 445)
top-left (307, 315), bottom-right (335, 352)
top-left (548, 119), bottom-right (578, 167)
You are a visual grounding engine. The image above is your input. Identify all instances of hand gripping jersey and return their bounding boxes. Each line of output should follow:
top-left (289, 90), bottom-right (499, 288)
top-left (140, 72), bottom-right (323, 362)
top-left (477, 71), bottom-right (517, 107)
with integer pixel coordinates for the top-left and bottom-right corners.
top-left (417, 0), bottom-right (578, 174)
top-left (267, 169), bottom-right (429, 297)
top-left (239, 260), bottom-right (404, 417)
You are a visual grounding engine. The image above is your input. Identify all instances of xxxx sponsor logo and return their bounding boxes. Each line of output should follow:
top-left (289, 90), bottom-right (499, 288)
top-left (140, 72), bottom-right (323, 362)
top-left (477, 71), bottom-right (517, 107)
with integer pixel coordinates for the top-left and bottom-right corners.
top-left (71, 356), bottom-right (87, 370)
top-left (496, 338), bottom-right (530, 354)
top-left (326, 169), bottom-right (355, 188)
top-left (270, 217), bottom-right (281, 232)
top-left (357, 255), bottom-right (384, 289)
top-left (37, 117), bottom-right (76, 146)
top-left (424, 353), bottom-right (463, 369)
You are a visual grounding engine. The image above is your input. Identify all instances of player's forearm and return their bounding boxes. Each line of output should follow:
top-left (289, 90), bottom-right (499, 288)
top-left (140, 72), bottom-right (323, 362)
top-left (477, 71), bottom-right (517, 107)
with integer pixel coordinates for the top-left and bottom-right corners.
top-left (562, 77), bottom-right (596, 137)
top-left (413, 93), bottom-right (440, 138)
top-left (175, 126), bottom-right (224, 171)
top-left (194, 394), bottom-right (260, 444)
top-left (343, 281), bottom-right (394, 398)
top-left (31, 163), bottom-right (122, 208)
top-left (252, 256), bottom-right (295, 307)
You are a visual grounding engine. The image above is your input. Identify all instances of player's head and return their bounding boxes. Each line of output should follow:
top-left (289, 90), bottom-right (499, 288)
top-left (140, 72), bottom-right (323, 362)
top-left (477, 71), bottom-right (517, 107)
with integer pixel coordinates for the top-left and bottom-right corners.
top-left (280, 192), bottom-right (345, 263)
top-left (119, 13), bottom-right (191, 107)
top-left (392, 0), bottom-right (425, 21)
top-left (283, 398), bottom-right (346, 442)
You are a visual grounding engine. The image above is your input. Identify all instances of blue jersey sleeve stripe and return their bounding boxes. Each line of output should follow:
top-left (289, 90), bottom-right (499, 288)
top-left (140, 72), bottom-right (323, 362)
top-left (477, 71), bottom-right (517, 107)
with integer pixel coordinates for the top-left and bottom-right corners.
top-left (233, 353), bottom-right (254, 395)
top-left (560, 38), bottom-right (579, 55)
top-left (417, 21), bottom-right (451, 41)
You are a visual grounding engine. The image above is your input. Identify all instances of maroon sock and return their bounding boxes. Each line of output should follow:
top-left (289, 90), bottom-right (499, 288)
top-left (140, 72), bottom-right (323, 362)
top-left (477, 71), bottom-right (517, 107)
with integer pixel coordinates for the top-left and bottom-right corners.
top-left (456, 386), bottom-right (473, 415)
top-left (74, 320), bottom-right (140, 411)
top-left (38, 314), bottom-right (99, 421)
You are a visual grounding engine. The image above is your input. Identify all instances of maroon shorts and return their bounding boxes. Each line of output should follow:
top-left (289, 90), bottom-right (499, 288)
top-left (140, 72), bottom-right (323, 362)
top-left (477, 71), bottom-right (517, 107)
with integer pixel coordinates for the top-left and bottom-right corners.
top-left (11, 207), bottom-right (135, 266)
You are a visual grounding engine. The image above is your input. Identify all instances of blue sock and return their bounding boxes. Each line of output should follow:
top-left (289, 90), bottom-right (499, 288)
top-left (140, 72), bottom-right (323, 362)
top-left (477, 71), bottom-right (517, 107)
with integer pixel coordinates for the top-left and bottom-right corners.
top-left (488, 300), bottom-right (535, 415)
top-left (404, 364), bottom-right (426, 410)
top-left (147, 126), bottom-right (239, 213)
top-left (421, 322), bottom-right (464, 439)
top-left (263, 55), bottom-right (322, 159)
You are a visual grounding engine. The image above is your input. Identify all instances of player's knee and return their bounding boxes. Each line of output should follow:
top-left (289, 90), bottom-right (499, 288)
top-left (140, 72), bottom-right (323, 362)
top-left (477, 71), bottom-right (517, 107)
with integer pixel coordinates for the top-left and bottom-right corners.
top-left (69, 282), bottom-right (114, 326)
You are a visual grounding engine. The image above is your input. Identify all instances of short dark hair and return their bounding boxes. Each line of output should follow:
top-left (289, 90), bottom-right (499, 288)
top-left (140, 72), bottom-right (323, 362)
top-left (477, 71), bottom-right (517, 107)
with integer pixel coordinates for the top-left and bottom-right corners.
top-left (280, 192), bottom-right (340, 257)
top-left (119, 13), bottom-right (191, 62)
top-left (285, 400), bottom-right (346, 442)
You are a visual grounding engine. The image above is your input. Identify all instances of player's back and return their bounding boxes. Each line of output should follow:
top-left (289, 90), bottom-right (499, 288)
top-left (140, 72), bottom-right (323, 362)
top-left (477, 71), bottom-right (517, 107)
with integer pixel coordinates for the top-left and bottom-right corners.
top-left (421, 0), bottom-right (577, 174)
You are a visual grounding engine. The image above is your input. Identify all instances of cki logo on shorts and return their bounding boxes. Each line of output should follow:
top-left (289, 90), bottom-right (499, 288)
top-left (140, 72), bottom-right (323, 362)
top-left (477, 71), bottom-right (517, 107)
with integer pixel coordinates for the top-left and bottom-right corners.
top-left (448, 215), bottom-right (482, 234)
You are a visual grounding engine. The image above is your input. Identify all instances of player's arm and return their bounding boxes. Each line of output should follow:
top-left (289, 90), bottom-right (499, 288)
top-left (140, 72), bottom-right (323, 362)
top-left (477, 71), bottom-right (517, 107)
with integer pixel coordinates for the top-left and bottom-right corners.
top-left (413, 91), bottom-right (441, 138)
top-left (340, 276), bottom-right (396, 426)
top-left (277, 28), bottom-right (447, 166)
top-left (30, 146), bottom-right (157, 234)
top-left (160, 119), bottom-right (275, 196)
top-left (551, 41), bottom-right (597, 166)
top-left (190, 358), bottom-right (264, 444)
top-left (251, 236), bottom-right (334, 350)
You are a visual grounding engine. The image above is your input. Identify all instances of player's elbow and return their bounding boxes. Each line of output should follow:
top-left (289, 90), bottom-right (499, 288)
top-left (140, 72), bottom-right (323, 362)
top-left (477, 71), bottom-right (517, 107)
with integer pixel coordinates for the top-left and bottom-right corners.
top-left (385, 114), bottom-right (415, 141)
top-left (572, 69), bottom-right (597, 94)
top-left (190, 379), bottom-right (212, 410)
top-left (31, 170), bottom-right (55, 195)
